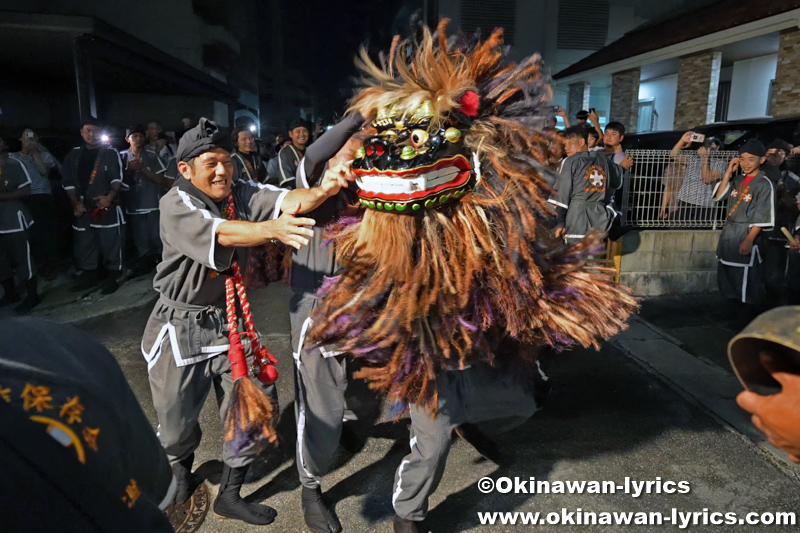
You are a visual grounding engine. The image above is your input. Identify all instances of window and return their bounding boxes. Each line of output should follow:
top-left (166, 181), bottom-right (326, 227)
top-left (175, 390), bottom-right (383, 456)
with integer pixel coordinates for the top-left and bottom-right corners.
top-left (715, 81), bottom-right (731, 122)
top-left (557, 0), bottom-right (610, 50)
top-left (460, 0), bottom-right (517, 46)
top-left (638, 98), bottom-right (656, 133)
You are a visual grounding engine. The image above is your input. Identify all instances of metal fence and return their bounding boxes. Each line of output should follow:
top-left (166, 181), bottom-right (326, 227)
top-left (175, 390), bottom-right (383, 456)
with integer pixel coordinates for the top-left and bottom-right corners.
top-left (620, 150), bottom-right (740, 229)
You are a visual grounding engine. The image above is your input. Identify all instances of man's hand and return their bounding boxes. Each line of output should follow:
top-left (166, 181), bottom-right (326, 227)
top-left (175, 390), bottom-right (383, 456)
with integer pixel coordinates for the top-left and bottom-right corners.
top-left (554, 225), bottom-right (566, 239)
top-left (320, 162), bottom-right (355, 197)
top-left (727, 158), bottom-right (740, 175)
top-left (621, 154), bottom-right (634, 171)
top-left (737, 352), bottom-right (800, 463)
top-left (790, 236), bottom-right (800, 251)
top-left (270, 203), bottom-right (316, 250)
top-left (73, 202), bottom-right (86, 217)
top-left (93, 193), bottom-right (113, 210)
top-left (680, 131), bottom-right (694, 147)
top-left (697, 146), bottom-right (708, 156)
top-left (588, 110), bottom-right (599, 126)
top-left (739, 237), bottom-right (754, 256)
top-left (556, 105), bottom-right (567, 119)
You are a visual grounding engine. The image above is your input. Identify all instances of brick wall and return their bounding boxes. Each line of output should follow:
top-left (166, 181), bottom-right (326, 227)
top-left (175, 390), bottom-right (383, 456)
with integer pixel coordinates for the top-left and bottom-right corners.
top-left (610, 68), bottom-right (641, 134)
top-left (771, 28), bottom-right (800, 119)
top-left (568, 82), bottom-right (590, 122)
top-left (674, 51), bottom-right (721, 131)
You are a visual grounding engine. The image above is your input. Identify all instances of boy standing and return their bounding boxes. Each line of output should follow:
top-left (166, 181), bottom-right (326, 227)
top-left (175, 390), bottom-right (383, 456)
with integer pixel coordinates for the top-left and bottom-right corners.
top-left (548, 126), bottom-right (632, 242)
top-left (712, 140), bottom-right (774, 320)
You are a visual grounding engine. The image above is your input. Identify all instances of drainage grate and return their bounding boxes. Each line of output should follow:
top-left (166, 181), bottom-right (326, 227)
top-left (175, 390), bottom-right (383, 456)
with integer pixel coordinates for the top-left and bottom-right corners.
top-left (165, 481), bottom-right (210, 533)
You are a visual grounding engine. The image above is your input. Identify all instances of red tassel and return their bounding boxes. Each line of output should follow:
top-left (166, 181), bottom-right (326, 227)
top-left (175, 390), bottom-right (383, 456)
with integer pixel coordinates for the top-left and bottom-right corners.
top-left (227, 330), bottom-right (248, 381)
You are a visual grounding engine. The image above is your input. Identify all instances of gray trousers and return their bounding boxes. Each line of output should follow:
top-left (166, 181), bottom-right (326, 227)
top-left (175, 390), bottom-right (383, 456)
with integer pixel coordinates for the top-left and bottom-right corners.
top-left (393, 363), bottom-right (538, 521)
top-left (291, 293), bottom-right (350, 489)
top-left (147, 337), bottom-right (277, 468)
top-left (0, 231), bottom-right (34, 282)
top-left (128, 211), bottom-right (161, 259)
top-left (73, 211), bottom-right (125, 272)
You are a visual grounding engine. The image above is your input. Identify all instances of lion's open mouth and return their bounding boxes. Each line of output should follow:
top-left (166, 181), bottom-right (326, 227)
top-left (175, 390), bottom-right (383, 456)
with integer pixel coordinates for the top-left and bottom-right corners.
top-left (354, 155), bottom-right (472, 205)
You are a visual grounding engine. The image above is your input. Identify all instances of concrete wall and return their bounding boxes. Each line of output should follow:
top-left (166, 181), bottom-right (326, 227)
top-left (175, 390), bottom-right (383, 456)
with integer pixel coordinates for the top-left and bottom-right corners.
top-left (619, 230), bottom-right (719, 296)
top-left (639, 74), bottom-right (677, 132)
top-left (727, 54), bottom-right (778, 120)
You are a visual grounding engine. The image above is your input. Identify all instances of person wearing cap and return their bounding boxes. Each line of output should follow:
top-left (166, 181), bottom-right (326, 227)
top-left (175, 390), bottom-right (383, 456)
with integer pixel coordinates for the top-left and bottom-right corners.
top-left (712, 139), bottom-right (775, 322)
top-left (761, 139), bottom-right (800, 307)
top-left (231, 126), bottom-right (268, 184)
top-left (277, 118), bottom-right (310, 189)
top-left (0, 316), bottom-right (175, 532)
top-left (140, 117), bottom-right (353, 525)
top-left (547, 125), bottom-right (633, 243)
top-left (121, 125), bottom-right (168, 277)
top-left (0, 139), bottom-right (40, 314)
top-left (62, 119), bottom-right (126, 294)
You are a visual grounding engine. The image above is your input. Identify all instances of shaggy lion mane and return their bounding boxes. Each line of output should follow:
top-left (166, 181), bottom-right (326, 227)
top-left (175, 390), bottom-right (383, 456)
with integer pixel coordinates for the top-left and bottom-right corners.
top-left (308, 19), bottom-right (637, 413)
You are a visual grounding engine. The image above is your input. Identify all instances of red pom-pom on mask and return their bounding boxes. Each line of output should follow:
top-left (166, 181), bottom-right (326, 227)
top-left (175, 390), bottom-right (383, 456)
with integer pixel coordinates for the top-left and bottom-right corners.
top-left (459, 90), bottom-right (480, 117)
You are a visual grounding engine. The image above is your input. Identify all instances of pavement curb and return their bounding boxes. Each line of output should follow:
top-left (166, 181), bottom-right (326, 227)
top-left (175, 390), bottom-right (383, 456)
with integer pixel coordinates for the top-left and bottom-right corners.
top-left (32, 276), bottom-right (158, 326)
top-left (612, 315), bottom-right (800, 485)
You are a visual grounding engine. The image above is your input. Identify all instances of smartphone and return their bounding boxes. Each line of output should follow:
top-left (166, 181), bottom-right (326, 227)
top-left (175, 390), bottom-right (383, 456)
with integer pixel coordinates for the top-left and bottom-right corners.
top-left (690, 133), bottom-right (705, 143)
top-left (551, 105), bottom-right (561, 113)
top-left (25, 131), bottom-right (35, 140)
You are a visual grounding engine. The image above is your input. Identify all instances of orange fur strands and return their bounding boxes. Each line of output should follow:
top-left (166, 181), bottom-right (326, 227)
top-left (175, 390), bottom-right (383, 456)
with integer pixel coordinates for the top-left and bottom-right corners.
top-left (223, 378), bottom-right (278, 450)
top-left (310, 20), bottom-right (638, 413)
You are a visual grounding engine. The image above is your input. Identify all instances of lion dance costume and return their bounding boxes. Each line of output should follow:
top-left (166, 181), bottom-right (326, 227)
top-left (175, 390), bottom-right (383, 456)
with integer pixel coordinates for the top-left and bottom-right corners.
top-left (305, 20), bottom-right (638, 531)
top-left (309, 20), bottom-right (637, 408)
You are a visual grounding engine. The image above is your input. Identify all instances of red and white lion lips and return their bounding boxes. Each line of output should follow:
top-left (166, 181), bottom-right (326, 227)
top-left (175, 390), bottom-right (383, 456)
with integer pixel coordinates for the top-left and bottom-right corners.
top-left (354, 154), bottom-right (473, 213)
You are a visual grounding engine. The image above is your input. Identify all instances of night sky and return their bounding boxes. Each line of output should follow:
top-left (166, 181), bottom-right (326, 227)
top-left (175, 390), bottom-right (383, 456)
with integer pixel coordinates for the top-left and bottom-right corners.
top-left (269, 0), bottom-right (432, 119)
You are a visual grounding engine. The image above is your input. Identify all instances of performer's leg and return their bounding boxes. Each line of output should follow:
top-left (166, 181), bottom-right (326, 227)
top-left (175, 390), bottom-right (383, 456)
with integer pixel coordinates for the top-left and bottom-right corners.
top-left (97, 213), bottom-right (125, 273)
top-left (0, 234), bottom-right (19, 304)
top-left (763, 241), bottom-right (787, 307)
top-left (5, 232), bottom-right (39, 314)
top-left (129, 213), bottom-right (149, 259)
top-left (211, 350), bottom-right (278, 525)
top-left (291, 294), bottom-right (345, 533)
top-left (97, 211), bottom-right (125, 294)
top-left (147, 338), bottom-right (213, 503)
top-left (392, 373), bottom-right (461, 523)
top-left (73, 220), bottom-right (98, 272)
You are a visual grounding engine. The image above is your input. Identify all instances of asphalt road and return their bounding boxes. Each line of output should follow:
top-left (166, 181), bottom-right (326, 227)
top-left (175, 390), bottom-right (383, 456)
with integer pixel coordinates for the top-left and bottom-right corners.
top-left (76, 284), bottom-right (800, 532)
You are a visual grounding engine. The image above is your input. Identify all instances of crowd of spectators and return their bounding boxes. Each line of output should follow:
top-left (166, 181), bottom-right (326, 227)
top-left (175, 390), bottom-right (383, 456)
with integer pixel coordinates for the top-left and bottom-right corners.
top-left (0, 116), bottom-right (319, 314)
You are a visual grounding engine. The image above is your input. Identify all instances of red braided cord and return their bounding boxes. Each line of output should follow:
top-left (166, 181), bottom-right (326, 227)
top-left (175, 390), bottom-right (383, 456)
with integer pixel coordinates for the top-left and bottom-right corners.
top-left (222, 194), bottom-right (278, 371)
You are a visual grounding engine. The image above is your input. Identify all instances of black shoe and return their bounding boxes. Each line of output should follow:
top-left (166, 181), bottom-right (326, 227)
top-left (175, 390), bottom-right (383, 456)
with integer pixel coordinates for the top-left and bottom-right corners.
top-left (40, 266), bottom-right (57, 281)
top-left (70, 269), bottom-right (100, 292)
top-left (393, 514), bottom-right (419, 533)
top-left (0, 278), bottom-right (20, 305)
top-left (172, 453), bottom-right (198, 505)
top-left (302, 486), bottom-right (342, 533)
top-left (100, 278), bottom-right (120, 295)
top-left (13, 277), bottom-right (39, 315)
top-left (213, 464), bottom-right (276, 525)
top-left (455, 423), bottom-right (515, 467)
top-left (338, 423), bottom-right (363, 454)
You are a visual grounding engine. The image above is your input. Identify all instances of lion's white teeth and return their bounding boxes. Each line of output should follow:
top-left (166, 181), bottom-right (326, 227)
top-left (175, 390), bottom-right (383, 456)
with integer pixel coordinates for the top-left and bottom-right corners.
top-left (357, 165), bottom-right (466, 195)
